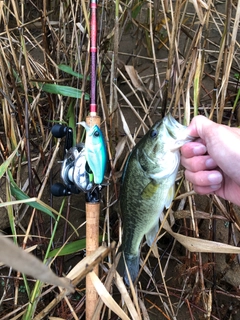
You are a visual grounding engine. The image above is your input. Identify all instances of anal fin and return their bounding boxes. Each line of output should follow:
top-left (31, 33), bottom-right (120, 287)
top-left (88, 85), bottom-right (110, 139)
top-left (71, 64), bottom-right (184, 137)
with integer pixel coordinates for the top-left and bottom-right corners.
top-left (145, 224), bottom-right (159, 247)
top-left (146, 224), bottom-right (159, 258)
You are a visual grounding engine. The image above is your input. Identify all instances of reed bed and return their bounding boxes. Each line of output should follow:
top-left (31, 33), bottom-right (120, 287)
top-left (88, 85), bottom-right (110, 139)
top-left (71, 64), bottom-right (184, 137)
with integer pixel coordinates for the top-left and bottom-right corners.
top-left (0, 0), bottom-right (240, 319)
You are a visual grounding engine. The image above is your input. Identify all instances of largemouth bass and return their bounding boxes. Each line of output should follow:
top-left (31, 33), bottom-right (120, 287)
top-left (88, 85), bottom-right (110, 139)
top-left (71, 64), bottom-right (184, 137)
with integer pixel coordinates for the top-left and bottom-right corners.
top-left (119, 114), bottom-right (193, 285)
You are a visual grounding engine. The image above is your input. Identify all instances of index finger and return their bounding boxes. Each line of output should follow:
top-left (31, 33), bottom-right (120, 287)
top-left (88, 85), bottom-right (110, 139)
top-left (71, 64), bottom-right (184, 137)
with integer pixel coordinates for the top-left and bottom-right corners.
top-left (181, 141), bottom-right (207, 158)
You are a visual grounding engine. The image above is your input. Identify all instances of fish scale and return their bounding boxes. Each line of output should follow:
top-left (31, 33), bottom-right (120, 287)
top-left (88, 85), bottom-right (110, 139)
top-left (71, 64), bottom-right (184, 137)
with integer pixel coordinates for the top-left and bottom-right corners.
top-left (118, 114), bottom-right (194, 285)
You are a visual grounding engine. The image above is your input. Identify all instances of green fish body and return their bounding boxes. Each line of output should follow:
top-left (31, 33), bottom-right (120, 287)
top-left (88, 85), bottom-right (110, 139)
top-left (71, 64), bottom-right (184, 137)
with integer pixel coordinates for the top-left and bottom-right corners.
top-left (119, 114), bottom-right (193, 285)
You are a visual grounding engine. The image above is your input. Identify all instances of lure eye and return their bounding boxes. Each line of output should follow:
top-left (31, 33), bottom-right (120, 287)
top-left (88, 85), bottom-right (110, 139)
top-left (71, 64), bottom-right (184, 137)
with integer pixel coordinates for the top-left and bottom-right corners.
top-left (94, 131), bottom-right (100, 137)
top-left (150, 129), bottom-right (158, 138)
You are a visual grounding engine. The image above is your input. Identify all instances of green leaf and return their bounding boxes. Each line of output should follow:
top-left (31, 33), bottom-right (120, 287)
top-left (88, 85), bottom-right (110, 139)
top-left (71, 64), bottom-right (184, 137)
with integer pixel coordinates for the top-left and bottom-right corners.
top-left (47, 236), bottom-right (103, 258)
top-left (131, 0), bottom-right (144, 19)
top-left (47, 239), bottom-right (86, 257)
top-left (8, 171), bottom-right (55, 219)
top-left (234, 73), bottom-right (240, 80)
top-left (0, 142), bottom-right (20, 179)
top-left (6, 182), bottom-right (17, 244)
top-left (58, 64), bottom-right (90, 80)
top-left (39, 83), bottom-right (90, 100)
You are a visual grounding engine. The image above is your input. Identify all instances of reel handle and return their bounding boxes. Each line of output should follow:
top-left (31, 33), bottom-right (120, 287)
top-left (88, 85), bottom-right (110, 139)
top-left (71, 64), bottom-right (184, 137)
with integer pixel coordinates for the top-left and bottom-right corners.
top-left (51, 124), bottom-right (68, 138)
top-left (51, 124), bottom-right (73, 151)
top-left (51, 182), bottom-right (81, 197)
top-left (51, 183), bottom-right (71, 197)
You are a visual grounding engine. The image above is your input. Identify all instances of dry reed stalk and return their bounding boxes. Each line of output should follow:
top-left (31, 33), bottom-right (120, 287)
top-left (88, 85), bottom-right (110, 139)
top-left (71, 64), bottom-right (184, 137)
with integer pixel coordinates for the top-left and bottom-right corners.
top-left (218, 0), bottom-right (240, 122)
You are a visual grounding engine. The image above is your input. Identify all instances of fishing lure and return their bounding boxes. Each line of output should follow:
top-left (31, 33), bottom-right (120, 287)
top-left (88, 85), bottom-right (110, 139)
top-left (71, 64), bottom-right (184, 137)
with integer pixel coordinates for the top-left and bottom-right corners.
top-left (79, 122), bottom-right (107, 185)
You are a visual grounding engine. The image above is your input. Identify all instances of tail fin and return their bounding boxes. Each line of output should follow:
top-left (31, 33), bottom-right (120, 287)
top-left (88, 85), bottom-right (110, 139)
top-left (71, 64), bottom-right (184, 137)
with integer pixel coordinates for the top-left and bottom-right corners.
top-left (117, 250), bottom-right (140, 286)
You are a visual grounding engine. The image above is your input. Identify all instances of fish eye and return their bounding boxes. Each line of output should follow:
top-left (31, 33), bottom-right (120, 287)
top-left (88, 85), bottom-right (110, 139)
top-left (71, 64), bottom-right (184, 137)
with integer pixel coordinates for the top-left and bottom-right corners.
top-left (150, 129), bottom-right (158, 138)
top-left (94, 131), bottom-right (100, 137)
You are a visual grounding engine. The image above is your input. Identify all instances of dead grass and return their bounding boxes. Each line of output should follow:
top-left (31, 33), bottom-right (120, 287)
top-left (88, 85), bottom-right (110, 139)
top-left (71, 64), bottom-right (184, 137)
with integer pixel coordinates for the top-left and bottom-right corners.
top-left (0, 0), bottom-right (240, 319)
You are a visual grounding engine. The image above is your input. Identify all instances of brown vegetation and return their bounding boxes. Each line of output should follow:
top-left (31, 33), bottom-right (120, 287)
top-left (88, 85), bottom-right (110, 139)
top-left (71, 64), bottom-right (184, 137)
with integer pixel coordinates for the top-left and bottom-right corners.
top-left (0, 0), bottom-right (240, 319)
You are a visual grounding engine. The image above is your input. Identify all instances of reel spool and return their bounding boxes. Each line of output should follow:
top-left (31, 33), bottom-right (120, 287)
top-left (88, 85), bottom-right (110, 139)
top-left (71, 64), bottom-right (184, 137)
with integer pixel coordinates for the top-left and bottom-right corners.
top-left (51, 124), bottom-right (96, 197)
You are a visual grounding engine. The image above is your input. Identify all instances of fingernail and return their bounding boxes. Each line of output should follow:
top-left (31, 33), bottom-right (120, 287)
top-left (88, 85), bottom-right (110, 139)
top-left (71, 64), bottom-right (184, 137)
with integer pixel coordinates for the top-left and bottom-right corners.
top-left (205, 158), bottom-right (217, 169)
top-left (210, 184), bottom-right (221, 190)
top-left (193, 145), bottom-right (207, 155)
top-left (208, 172), bottom-right (222, 184)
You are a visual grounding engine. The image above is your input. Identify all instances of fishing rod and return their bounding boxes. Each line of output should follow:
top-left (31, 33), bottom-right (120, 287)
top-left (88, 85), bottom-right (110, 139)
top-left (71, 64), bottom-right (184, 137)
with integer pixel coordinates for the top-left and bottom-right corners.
top-left (84, 0), bottom-right (103, 317)
top-left (51, 0), bottom-right (106, 318)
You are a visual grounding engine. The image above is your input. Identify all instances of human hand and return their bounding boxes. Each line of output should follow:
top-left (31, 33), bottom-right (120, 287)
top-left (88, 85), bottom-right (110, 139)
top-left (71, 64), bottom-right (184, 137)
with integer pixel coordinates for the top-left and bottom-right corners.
top-left (181, 115), bottom-right (240, 206)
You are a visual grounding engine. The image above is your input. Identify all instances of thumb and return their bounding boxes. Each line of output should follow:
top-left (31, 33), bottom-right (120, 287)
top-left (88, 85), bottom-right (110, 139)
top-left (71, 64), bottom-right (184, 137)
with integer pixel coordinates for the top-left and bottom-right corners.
top-left (186, 115), bottom-right (218, 142)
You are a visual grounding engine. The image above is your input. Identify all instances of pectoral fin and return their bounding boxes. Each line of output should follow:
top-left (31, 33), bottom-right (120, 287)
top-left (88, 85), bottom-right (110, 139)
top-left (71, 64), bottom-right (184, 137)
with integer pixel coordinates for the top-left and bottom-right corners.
top-left (141, 181), bottom-right (160, 199)
top-left (165, 184), bottom-right (175, 209)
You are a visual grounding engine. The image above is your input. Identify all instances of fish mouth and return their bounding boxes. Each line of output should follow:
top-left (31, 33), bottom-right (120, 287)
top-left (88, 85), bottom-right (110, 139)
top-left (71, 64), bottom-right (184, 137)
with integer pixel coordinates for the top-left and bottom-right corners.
top-left (164, 113), bottom-right (184, 137)
top-left (164, 114), bottom-right (195, 151)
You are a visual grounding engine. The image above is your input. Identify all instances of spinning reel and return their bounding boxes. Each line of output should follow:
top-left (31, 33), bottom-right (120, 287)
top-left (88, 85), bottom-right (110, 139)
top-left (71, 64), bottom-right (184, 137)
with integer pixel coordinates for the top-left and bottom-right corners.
top-left (51, 123), bottom-right (105, 202)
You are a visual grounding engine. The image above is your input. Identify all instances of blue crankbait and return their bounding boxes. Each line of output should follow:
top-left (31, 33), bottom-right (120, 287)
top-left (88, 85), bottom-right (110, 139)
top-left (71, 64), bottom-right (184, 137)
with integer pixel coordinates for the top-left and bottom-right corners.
top-left (80, 122), bottom-right (107, 184)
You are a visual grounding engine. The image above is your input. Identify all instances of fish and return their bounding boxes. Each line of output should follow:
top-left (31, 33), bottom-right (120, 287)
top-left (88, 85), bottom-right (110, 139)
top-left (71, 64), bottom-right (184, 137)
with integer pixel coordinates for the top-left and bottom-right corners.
top-left (118, 113), bottom-right (194, 285)
top-left (79, 122), bottom-right (107, 185)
